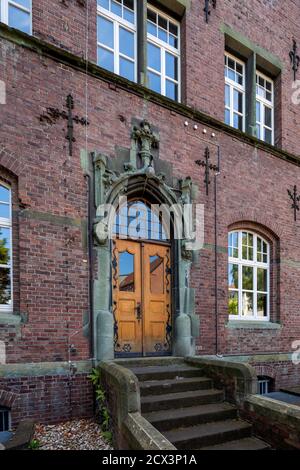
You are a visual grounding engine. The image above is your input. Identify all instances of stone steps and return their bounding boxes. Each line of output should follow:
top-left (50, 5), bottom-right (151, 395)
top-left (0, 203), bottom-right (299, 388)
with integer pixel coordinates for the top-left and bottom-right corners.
top-left (140, 376), bottom-right (213, 396)
top-left (125, 361), bottom-right (271, 450)
top-left (201, 437), bottom-right (271, 451)
top-left (164, 419), bottom-right (253, 449)
top-left (141, 389), bottom-right (224, 413)
top-left (144, 402), bottom-right (238, 432)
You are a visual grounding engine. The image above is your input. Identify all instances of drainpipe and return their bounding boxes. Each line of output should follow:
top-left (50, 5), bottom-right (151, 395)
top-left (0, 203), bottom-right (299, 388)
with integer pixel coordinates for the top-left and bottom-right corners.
top-left (85, 173), bottom-right (95, 361)
top-left (214, 146), bottom-right (221, 356)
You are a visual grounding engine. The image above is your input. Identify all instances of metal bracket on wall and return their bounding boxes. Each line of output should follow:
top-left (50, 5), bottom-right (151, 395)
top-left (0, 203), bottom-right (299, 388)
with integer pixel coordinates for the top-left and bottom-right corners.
top-left (39, 94), bottom-right (89, 157)
top-left (204, 0), bottom-right (217, 23)
top-left (290, 39), bottom-right (300, 82)
top-left (288, 185), bottom-right (300, 222)
top-left (195, 147), bottom-right (219, 196)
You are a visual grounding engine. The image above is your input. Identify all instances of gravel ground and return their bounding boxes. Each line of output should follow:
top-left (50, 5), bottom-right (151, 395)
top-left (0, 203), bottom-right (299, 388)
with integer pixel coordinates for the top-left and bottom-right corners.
top-left (34, 419), bottom-right (113, 450)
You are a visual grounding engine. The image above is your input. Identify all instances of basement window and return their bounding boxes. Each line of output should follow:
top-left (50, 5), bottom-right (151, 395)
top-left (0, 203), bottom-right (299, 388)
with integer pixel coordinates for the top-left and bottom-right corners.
top-left (0, 406), bottom-right (10, 432)
top-left (0, 0), bottom-right (32, 35)
top-left (257, 376), bottom-right (272, 395)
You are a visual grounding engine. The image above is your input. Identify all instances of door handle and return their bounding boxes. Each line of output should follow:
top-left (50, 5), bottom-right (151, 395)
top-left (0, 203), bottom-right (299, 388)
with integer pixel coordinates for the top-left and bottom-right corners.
top-left (135, 303), bottom-right (142, 321)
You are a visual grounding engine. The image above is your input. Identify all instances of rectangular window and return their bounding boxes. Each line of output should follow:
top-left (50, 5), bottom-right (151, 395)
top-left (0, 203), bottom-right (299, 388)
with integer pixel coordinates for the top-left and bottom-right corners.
top-left (97, 0), bottom-right (137, 82)
top-left (0, 0), bottom-right (32, 34)
top-left (0, 184), bottom-right (12, 311)
top-left (256, 71), bottom-right (274, 145)
top-left (147, 5), bottom-right (180, 102)
top-left (258, 378), bottom-right (270, 395)
top-left (224, 53), bottom-right (245, 132)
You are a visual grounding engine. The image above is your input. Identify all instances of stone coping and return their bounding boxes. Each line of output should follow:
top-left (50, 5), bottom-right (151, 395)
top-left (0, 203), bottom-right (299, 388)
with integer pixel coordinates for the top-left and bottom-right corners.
top-left (0, 360), bottom-right (93, 377)
top-left (226, 321), bottom-right (281, 330)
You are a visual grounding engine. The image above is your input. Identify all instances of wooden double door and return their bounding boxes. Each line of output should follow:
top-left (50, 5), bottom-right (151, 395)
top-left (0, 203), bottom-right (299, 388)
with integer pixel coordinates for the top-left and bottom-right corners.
top-left (113, 239), bottom-right (172, 356)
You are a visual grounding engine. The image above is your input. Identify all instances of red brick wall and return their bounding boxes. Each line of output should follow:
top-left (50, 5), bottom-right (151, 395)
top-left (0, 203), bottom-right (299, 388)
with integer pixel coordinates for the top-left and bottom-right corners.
top-left (0, 374), bottom-right (93, 427)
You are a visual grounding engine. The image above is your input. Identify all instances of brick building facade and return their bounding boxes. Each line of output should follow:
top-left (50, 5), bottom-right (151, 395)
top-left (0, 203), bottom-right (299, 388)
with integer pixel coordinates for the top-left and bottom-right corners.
top-left (0, 0), bottom-right (300, 427)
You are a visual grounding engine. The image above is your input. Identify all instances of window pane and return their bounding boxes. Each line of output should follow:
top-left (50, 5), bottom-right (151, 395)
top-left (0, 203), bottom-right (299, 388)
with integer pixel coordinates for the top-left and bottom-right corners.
top-left (97, 16), bottom-right (114, 48)
top-left (233, 89), bottom-right (243, 113)
top-left (8, 6), bottom-right (31, 34)
top-left (225, 109), bottom-right (230, 126)
top-left (158, 27), bottom-right (168, 43)
top-left (124, 0), bottom-right (134, 10)
top-left (256, 124), bottom-right (261, 139)
top-left (225, 84), bottom-right (230, 107)
top-left (148, 71), bottom-right (161, 94)
top-left (147, 42), bottom-right (161, 72)
top-left (0, 228), bottom-right (11, 265)
top-left (229, 291), bottom-right (238, 316)
top-left (242, 266), bottom-right (253, 291)
top-left (233, 113), bottom-right (243, 131)
top-left (150, 256), bottom-right (164, 294)
top-left (169, 22), bottom-right (178, 36)
top-left (257, 268), bottom-right (267, 292)
top-left (166, 80), bottom-right (178, 101)
top-left (168, 35), bottom-right (178, 48)
top-left (98, 0), bottom-right (109, 9)
top-left (119, 251), bottom-right (134, 292)
top-left (111, 0), bottom-right (122, 17)
top-left (0, 186), bottom-right (10, 204)
top-left (165, 52), bottom-right (178, 80)
top-left (228, 264), bottom-right (238, 289)
top-left (0, 268), bottom-right (11, 305)
top-left (0, 204), bottom-right (10, 219)
top-left (147, 9), bottom-right (156, 23)
top-left (264, 106), bottom-right (272, 128)
top-left (158, 15), bottom-right (167, 31)
top-left (147, 21), bottom-right (157, 36)
top-left (123, 8), bottom-right (134, 24)
top-left (256, 101), bottom-right (261, 122)
top-left (119, 57), bottom-right (134, 81)
top-left (98, 47), bottom-right (114, 72)
top-left (257, 294), bottom-right (268, 317)
top-left (14, 0), bottom-right (31, 8)
top-left (236, 62), bottom-right (243, 74)
top-left (119, 28), bottom-right (134, 59)
top-left (265, 128), bottom-right (272, 144)
top-left (242, 292), bottom-right (253, 316)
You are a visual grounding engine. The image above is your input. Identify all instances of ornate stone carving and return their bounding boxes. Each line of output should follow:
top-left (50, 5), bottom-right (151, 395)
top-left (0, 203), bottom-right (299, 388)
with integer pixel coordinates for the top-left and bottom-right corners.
top-left (131, 120), bottom-right (159, 174)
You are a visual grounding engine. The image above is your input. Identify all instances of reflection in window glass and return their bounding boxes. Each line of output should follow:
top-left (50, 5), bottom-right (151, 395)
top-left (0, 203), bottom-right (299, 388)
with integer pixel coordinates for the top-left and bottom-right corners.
top-left (150, 256), bottom-right (164, 295)
top-left (228, 231), bottom-right (269, 320)
top-left (224, 54), bottom-right (245, 131)
top-left (119, 251), bottom-right (135, 292)
top-left (147, 6), bottom-right (180, 101)
top-left (0, 185), bottom-right (12, 310)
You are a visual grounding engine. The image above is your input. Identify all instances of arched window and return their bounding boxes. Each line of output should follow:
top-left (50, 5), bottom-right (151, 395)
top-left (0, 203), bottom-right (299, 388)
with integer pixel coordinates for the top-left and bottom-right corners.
top-left (0, 184), bottom-right (12, 311)
top-left (228, 231), bottom-right (269, 321)
top-left (113, 200), bottom-right (168, 241)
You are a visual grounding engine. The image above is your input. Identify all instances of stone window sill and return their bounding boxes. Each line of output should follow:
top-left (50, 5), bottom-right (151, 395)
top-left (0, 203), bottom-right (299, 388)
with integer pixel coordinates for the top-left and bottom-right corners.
top-left (226, 321), bottom-right (281, 330)
top-left (0, 312), bottom-right (23, 326)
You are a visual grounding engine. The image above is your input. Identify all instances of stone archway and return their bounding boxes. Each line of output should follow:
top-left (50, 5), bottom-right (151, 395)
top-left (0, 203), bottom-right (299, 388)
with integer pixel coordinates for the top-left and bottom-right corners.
top-left (92, 119), bottom-right (200, 362)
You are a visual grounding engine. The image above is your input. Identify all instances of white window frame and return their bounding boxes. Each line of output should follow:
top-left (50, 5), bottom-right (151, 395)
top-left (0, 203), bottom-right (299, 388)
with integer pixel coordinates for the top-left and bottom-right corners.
top-left (147, 4), bottom-right (181, 102)
top-left (0, 0), bottom-right (32, 35)
top-left (228, 230), bottom-right (270, 322)
top-left (97, 0), bottom-right (137, 82)
top-left (224, 52), bottom-right (246, 132)
top-left (256, 70), bottom-right (274, 145)
top-left (258, 377), bottom-right (270, 395)
top-left (0, 183), bottom-right (13, 312)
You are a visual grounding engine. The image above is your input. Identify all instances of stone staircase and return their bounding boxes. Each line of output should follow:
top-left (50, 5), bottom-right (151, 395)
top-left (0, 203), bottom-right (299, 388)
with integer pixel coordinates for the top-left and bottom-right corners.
top-left (128, 363), bottom-right (270, 450)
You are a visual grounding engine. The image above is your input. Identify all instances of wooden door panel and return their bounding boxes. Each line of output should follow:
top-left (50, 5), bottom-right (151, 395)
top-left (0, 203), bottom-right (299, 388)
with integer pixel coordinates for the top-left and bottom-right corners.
top-left (113, 240), bottom-right (142, 355)
top-left (143, 244), bottom-right (172, 355)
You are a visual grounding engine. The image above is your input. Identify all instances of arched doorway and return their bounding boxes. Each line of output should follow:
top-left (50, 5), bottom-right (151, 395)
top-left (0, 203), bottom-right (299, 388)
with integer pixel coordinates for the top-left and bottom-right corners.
top-left (112, 200), bottom-right (172, 357)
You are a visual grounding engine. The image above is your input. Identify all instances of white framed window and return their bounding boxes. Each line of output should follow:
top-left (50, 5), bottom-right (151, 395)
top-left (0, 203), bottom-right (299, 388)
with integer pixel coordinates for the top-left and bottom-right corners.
top-left (0, 0), bottom-right (32, 35)
top-left (97, 0), bottom-right (137, 82)
top-left (257, 376), bottom-right (271, 395)
top-left (228, 231), bottom-right (269, 321)
top-left (147, 5), bottom-right (180, 102)
top-left (224, 53), bottom-right (245, 132)
top-left (0, 184), bottom-right (13, 312)
top-left (256, 71), bottom-right (274, 145)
